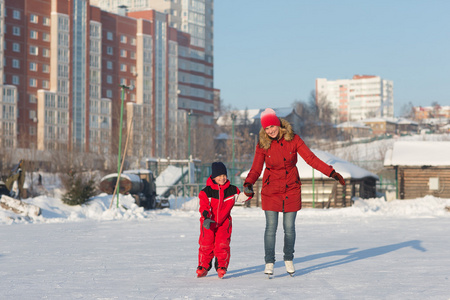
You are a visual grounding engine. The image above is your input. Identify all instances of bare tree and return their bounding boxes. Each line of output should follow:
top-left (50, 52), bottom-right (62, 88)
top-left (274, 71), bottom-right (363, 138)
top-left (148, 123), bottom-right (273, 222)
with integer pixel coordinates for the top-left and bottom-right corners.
top-left (294, 90), bottom-right (338, 148)
top-left (400, 102), bottom-right (415, 119)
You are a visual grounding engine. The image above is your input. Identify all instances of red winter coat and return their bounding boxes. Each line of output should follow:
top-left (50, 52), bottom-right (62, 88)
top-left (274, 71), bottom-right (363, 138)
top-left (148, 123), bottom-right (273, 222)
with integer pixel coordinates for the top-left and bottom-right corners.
top-left (245, 119), bottom-right (334, 212)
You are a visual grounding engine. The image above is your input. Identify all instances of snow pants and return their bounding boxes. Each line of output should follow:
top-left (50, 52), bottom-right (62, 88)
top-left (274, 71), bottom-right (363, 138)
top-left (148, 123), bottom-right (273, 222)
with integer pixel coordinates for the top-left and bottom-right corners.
top-left (198, 216), bottom-right (232, 270)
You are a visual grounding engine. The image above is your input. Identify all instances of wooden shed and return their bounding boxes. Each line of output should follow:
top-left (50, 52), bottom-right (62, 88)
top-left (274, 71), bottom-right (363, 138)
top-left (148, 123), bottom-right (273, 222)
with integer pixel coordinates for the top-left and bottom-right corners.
top-left (384, 141), bottom-right (450, 199)
top-left (240, 149), bottom-right (379, 209)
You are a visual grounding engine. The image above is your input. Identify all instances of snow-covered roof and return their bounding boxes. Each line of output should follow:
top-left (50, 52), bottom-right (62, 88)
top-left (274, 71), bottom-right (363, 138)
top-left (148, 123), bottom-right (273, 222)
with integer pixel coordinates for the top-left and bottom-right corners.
top-left (384, 141), bottom-right (450, 167)
top-left (363, 117), bottom-right (397, 123)
top-left (252, 107), bottom-right (295, 119)
top-left (241, 149), bottom-right (378, 180)
top-left (335, 122), bottom-right (370, 129)
top-left (216, 107), bottom-right (297, 126)
top-left (396, 118), bottom-right (418, 125)
top-left (216, 109), bottom-right (262, 126)
top-left (214, 133), bottom-right (244, 141)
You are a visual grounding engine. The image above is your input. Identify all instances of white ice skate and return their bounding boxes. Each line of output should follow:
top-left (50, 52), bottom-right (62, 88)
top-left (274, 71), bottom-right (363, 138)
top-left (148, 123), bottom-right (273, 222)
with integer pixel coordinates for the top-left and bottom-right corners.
top-left (285, 260), bottom-right (295, 276)
top-left (264, 263), bottom-right (274, 278)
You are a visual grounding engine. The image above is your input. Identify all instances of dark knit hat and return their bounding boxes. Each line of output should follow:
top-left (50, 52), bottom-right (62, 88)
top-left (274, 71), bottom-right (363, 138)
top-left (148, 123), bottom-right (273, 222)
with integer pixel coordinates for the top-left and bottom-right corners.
top-left (261, 108), bottom-right (280, 129)
top-left (211, 162), bottom-right (227, 178)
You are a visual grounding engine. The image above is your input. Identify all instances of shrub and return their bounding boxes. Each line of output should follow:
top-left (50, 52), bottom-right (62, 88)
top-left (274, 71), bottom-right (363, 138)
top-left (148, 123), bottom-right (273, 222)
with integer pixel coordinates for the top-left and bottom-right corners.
top-left (61, 170), bottom-right (97, 206)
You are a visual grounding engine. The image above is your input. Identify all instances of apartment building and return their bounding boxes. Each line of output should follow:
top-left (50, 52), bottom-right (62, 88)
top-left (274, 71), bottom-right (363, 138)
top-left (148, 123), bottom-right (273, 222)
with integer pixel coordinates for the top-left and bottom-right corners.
top-left (0, 0), bottom-right (212, 160)
top-left (316, 75), bottom-right (394, 123)
top-left (91, 0), bottom-right (215, 159)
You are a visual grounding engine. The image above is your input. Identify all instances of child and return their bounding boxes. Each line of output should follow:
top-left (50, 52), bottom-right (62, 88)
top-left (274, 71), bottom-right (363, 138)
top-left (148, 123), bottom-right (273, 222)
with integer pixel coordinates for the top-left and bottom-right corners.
top-left (196, 162), bottom-right (247, 278)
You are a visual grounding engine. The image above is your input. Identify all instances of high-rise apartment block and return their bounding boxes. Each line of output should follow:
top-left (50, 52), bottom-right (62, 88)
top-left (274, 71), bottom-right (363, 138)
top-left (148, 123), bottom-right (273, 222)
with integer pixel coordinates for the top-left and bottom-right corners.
top-left (316, 75), bottom-right (394, 123)
top-left (0, 0), bottom-right (214, 161)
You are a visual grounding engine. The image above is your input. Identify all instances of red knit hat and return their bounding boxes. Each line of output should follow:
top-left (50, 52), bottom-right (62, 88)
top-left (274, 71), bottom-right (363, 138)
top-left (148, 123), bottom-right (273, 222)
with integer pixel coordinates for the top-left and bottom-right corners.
top-left (261, 108), bottom-right (280, 129)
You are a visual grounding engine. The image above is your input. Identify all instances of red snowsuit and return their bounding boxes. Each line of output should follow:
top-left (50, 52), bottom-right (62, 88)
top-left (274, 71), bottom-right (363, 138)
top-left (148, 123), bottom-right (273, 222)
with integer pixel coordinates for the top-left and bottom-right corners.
top-left (198, 176), bottom-right (239, 270)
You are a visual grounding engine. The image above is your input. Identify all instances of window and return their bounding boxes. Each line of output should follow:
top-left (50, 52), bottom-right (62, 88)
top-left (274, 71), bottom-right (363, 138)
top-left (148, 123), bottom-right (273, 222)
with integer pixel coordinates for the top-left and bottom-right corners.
top-left (12, 76), bottom-right (20, 85)
top-left (107, 32), bottom-right (113, 40)
top-left (12, 59), bottom-right (20, 69)
top-left (42, 80), bottom-right (49, 89)
top-left (43, 48), bottom-right (50, 57)
top-left (13, 26), bottom-right (21, 36)
top-left (30, 62), bottom-right (37, 71)
top-left (12, 43), bottom-right (20, 52)
top-left (42, 64), bottom-right (49, 73)
top-left (29, 46), bottom-right (38, 55)
top-left (29, 94), bottom-right (37, 103)
top-left (106, 75), bottom-right (112, 84)
top-left (30, 14), bottom-right (38, 23)
top-left (30, 30), bottom-right (38, 39)
top-left (106, 90), bottom-right (112, 98)
top-left (107, 61), bottom-right (113, 70)
top-left (43, 33), bottom-right (50, 42)
top-left (120, 64), bottom-right (127, 72)
top-left (13, 10), bottom-right (21, 20)
top-left (120, 49), bottom-right (127, 57)
top-left (43, 17), bottom-right (50, 26)
top-left (107, 46), bottom-right (113, 55)
top-left (120, 35), bottom-right (127, 43)
top-left (29, 110), bottom-right (36, 119)
top-left (131, 38), bottom-right (136, 45)
top-left (30, 78), bottom-right (37, 87)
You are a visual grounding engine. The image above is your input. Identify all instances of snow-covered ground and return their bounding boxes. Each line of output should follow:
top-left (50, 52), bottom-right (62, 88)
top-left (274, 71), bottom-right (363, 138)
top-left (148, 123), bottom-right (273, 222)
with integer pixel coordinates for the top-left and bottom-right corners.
top-left (1, 133), bottom-right (450, 299)
top-left (1, 193), bottom-right (450, 299)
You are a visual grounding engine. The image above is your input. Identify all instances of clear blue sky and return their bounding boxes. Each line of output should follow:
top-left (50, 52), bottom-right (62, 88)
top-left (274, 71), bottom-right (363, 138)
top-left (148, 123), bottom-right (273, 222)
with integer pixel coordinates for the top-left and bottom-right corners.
top-left (214, 0), bottom-right (450, 116)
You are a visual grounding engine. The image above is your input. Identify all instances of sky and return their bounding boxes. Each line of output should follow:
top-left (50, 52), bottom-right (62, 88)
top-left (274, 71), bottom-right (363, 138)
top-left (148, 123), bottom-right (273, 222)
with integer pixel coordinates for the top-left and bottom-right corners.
top-left (214, 0), bottom-right (450, 117)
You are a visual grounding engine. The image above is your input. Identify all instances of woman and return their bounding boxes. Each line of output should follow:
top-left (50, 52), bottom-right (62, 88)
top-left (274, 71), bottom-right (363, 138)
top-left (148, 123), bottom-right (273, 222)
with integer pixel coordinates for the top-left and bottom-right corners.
top-left (243, 108), bottom-right (345, 276)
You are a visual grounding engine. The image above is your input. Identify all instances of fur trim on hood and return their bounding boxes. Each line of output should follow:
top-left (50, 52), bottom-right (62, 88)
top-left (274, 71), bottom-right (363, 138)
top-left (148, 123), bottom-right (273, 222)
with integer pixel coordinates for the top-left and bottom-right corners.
top-left (258, 118), bottom-right (295, 150)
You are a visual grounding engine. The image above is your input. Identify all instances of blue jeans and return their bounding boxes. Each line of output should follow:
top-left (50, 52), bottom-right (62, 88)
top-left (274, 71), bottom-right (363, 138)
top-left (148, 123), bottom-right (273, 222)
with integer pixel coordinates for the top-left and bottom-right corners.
top-left (264, 210), bottom-right (297, 263)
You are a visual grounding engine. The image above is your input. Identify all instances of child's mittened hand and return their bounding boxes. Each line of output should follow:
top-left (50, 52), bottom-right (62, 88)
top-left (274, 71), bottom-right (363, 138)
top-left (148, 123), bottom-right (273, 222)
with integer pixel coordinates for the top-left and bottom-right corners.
top-left (236, 192), bottom-right (251, 203)
top-left (203, 218), bottom-right (215, 229)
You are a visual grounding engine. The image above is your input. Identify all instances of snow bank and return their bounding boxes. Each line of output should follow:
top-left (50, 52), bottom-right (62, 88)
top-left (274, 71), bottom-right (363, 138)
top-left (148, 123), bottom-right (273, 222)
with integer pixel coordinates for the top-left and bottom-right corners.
top-left (1, 193), bottom-right (449, 225)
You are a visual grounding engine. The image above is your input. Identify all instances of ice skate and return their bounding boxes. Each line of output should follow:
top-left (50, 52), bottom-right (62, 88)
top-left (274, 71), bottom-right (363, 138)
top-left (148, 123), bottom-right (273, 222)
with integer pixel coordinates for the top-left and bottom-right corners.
top-left (264, 263), bottom-right (274, 278)
top-left (285, 260), bottom-right (295, 276)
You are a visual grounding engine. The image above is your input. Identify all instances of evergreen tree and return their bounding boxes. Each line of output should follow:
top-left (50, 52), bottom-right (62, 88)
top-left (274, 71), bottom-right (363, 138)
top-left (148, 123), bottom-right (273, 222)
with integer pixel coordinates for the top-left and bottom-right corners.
top-left (61, 170), bottom-right (97, 206)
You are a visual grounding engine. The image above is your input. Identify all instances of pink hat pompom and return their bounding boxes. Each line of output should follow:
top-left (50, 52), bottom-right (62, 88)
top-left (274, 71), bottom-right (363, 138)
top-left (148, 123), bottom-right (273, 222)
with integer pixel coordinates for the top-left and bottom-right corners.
top-left (261, 108), bottom-right (280, 129)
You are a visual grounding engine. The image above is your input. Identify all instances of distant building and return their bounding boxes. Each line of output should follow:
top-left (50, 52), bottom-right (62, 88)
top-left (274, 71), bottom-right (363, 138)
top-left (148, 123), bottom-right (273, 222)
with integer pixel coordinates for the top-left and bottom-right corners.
top-left (335, 122), bottom-right (372, 139)
top-left (413, 105), bottom-right (450, 120)
top-left (412, 105), bottom-right (450, 133)
top-left (316, 75), bottom-right (394, 123)
top-left (384, 141), bottom-right (450, 199)
top-left (362, 118), bottom-right (397, 136)
top-left (396, 118), bottom-right (419, 135)
top-left (0, 0), bottom-right (213, 160)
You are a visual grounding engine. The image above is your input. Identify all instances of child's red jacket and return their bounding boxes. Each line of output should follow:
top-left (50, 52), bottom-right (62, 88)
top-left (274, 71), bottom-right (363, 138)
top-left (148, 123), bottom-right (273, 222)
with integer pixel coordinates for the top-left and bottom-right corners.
top-left (198, 176), bottom-right (239, 226)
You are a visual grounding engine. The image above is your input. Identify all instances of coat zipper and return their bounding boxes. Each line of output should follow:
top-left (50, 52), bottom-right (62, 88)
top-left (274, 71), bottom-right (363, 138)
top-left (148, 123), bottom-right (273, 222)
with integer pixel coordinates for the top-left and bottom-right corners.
top-left (217, 184), bottom-right (221, 224)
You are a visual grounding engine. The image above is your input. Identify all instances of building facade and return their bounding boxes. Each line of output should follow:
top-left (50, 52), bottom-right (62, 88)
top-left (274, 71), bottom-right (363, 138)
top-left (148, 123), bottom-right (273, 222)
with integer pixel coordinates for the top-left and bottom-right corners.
top-left (316, 75), bottom-right (394, 123)
top-left (0, 0), bottom-right (213, 161)
top-left (91, 0), bottom-right (215, 160)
